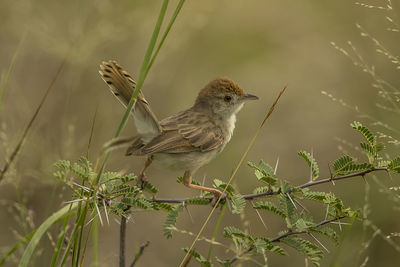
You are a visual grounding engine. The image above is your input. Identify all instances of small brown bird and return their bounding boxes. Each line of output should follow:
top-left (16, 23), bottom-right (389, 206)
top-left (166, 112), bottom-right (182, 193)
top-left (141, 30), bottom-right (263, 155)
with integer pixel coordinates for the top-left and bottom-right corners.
top-left (99, 60), bottom-right (258, 197)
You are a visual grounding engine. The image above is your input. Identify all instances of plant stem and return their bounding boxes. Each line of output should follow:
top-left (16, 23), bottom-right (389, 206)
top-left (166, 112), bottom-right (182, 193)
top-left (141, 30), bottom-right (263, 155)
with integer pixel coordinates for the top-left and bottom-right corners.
top-left (207, 204), bottom-right (227, 261)
top-left (92, 217), bottom-right (98, 267)
top-left (0, 58), bottom-right (66, 183)
top-left (120, 216), bottom-right (127, 267)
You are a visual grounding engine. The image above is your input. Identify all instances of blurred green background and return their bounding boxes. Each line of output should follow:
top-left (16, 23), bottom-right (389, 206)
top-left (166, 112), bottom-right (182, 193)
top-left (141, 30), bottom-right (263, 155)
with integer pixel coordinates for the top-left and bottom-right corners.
top-left (0, 0), bottom-right (399, 266)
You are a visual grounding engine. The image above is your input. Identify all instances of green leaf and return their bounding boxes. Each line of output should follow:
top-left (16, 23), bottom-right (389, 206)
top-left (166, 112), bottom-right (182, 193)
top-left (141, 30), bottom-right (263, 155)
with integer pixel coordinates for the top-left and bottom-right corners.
top-left (132, 198), bottom-right (154, 210)
top-left (332, 154), bottom-right (373, 176)
top-left (252, 186), bottom-right (270, 194)
top-left (142, 180), bottom-right (158, 194)
top-left (71, 162), bottom-right (90, 181)
top-left (377, 160), bottom-right (391, 168)
top-left (153, 202), bottom-right (174, 211)
top-left (231, 194), bottom-right (246, 214)
top-left (54, 159), bottom-right (71, 170)
top-left (281, 236), bottom-right (323, 266)
top-left (18, 203), bottom-right (78, 267)
top-left (295, 218), bottom-right (313, 232)
top-left (182, 248), bottom-right (211, 267)
top-left (280, 180), bottom-right (292, 194)
top-left (254, 237), bottom-right (286, 255)
top-left (332, 155), bottom-right (353, 175)
top-left (351, 121), bottom-right (376, 146)
top-left (388, 156), bottom-right (400, 174)
top-left (163, 205), bottom-right (183, 238)
top-left (216, 257), bottom-right (232, 267)
top-left (279, 193), bottom-right (295, 228)
top-left (309, 226), bottom-right (338, 244)
top-left (176, 176), bottom-right (201, 185)
top-left (53, 160), bottom-right (71, 182)
top-left (253, 201), bottom-right (285, 218)
top-left (185, 197), bottom-right (211, 205)
top-left (248, 160), bottom-right (277, 186)
top-left (223, 226), bottom-right (253, 248)
top-left (78, 156), bottom-right (92, 173)
top-left (213, 179), bottom-right (235, 196)
top-left (301, 189), bottom-right (331, 202)
top-left (298, 151), bottom-right (319, 180)
top-left (112, 185), bottom-right (141, 197)
top-left (120, 173), bottom-right (136, 184)
top-left (360, 142), bottom-right (375, 164)
top-left (100, 171), bottom-right (121, 184)
top-left (223, 226), bottom-right (249, 240)
top-left (338, 162), bottom-right (373, 176)
top-left (376, 142), bottom-right (385, 152)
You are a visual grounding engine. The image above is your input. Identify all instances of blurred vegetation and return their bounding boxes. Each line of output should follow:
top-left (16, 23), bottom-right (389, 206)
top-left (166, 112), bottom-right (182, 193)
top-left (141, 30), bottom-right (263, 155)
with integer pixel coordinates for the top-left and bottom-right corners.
top-left (0, 0), bottom-right (399, 266)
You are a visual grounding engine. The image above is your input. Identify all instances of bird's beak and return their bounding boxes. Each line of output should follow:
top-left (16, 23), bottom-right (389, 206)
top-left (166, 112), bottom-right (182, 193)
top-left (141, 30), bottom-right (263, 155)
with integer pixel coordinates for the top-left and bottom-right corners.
top-left (242, 93), bottom-right (259, 101)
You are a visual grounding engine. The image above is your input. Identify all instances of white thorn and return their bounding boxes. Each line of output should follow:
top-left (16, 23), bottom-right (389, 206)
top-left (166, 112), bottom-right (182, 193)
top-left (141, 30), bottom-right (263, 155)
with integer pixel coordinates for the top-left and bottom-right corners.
top-left (309, 148), bottom-right (314, 182)
top-left (103, 199), bottom-right (110, 225)
top-left (95, 202), bottom-right (103, 226)
top-left (251, 200), bottom-right (268, 231)
top-left (287, 193), bottom-right (297, 210)
top-left (274, 157), bottom-right (280, 175)
top-left (310, 233), bottom-right (330, 253)
top-left (324, 205), bottom-right (329, 221)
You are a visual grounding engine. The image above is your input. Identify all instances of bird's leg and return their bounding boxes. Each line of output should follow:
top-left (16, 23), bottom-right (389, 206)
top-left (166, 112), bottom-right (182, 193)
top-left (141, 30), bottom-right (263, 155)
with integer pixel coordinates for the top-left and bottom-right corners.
top-left (139, 155), bottom-right (153, 189)
top-left (183, 171), bottom-right (224, 204)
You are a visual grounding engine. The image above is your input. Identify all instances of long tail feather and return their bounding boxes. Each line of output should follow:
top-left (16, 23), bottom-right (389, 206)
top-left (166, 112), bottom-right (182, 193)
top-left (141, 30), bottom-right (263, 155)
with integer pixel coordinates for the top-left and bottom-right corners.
top-left (99, 60), bottom-right (162, 137)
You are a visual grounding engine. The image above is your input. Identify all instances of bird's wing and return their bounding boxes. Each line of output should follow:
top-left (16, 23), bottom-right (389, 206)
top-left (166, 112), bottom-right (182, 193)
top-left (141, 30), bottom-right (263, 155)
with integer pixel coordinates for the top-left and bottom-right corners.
top-left (99, 60), bottom-right (162, 136)
top-left (127, 111), bottom-right (224, 155)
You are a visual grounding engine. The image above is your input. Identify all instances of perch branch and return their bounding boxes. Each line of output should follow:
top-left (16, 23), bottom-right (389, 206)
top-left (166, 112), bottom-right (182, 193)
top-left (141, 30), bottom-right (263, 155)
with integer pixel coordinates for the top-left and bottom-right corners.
top-left (151, 167), bottom-right (388, 204)
top-left (229, 216), bottom-right (346, 265)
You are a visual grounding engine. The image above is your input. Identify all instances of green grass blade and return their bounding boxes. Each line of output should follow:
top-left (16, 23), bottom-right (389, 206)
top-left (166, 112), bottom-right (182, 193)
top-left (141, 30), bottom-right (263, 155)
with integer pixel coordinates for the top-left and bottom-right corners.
top-left (92, 217), bottom-right (98, 267)
top-left (58, 202), bottom-right (88, 267)
top-left (207, 203), bottom-right (227, 261)
top-left (50, 213), bottom-right (71, 267)
top-left (0, 34), bottom-right (24, 113)
top-left (0, 231), bottom-right (35, 266)
top-left (93, 0), bottom-right (170, 186)
top-left (18, 203), bottom-right (78, 267)
top-left (114, 0), bottom-right (169, 138)
top-left (145, 0), bottom-right (186, 79)
top-left (0, 57), bottom-right (66, 183)
top-left (79, 219), bottom-right (93, 266)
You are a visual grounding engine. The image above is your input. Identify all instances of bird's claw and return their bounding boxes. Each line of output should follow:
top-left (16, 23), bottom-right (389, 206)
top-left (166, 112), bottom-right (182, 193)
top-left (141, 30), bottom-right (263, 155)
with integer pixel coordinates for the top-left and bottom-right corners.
top-left (210, 189), bottom-right (226, 207)
top-left (138, 173), bottom-right (147, 190)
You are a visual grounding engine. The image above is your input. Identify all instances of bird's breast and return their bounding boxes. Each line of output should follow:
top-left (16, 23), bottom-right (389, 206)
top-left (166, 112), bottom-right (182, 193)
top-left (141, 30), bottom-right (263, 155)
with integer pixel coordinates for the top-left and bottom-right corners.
top-left (220, 114), bottom-right (237, 146)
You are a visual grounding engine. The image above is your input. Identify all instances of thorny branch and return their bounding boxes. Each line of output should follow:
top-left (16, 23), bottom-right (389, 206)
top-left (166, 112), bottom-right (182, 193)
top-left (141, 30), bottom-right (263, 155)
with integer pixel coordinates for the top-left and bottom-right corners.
top-left (229, 216), bottom-right (347, 265)
top-left (151, 167), bottom-right (389, 204)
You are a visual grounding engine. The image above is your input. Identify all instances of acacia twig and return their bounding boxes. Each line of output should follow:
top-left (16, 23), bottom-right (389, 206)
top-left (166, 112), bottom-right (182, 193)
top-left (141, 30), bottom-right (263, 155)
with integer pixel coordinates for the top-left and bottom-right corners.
top-left (129, 241), bottom-right (150, 267)
top-left (229, 216), bottom-right (346, 265)
top-left (151, 167), bottom-right (388, 204)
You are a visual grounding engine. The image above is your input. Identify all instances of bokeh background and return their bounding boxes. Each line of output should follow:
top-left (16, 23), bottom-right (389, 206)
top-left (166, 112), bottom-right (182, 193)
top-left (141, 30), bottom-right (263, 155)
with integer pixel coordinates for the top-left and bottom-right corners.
top-left (1, 0), bottom-right (399, 266)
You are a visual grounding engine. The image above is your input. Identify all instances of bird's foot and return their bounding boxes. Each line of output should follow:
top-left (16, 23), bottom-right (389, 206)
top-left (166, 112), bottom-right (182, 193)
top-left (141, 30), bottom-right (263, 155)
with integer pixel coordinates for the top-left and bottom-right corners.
top-left (210, 189), bottom-right (226, 207)
top-left (138, 172), bottom-right (147, 190)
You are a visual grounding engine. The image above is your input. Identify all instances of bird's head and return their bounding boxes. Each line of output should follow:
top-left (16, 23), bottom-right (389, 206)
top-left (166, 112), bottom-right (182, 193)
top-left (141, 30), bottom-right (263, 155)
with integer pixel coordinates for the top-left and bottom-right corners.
top-left (194, 77), bottom-right (258, 118)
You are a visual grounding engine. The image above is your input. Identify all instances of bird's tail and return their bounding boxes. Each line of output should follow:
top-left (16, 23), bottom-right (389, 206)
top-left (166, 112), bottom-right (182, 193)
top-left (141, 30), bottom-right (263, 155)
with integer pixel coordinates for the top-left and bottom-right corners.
top-left (99, 60), bottom-right (162, 138)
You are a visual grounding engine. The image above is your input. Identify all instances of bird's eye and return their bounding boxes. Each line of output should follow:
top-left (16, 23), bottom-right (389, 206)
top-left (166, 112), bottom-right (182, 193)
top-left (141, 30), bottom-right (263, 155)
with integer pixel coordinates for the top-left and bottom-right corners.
top-left (224, 95), bottom-right (232, 102)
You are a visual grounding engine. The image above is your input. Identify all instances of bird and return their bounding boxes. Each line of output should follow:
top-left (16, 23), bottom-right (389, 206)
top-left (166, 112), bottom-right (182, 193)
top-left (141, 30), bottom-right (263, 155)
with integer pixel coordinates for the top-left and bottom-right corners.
top-left (99, 60), bottom-right (258, 198)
